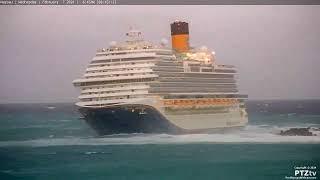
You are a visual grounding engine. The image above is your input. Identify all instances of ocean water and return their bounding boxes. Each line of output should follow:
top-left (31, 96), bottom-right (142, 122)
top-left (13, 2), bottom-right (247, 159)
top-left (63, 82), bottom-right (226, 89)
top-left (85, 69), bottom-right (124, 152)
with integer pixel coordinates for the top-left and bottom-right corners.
top-left (0, 100), bottom-right (319, 180)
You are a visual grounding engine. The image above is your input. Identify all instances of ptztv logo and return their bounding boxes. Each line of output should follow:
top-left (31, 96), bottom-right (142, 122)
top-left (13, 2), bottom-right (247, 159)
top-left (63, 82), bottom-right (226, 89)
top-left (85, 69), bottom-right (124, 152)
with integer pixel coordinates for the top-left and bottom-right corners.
top-left (295, 170), bottom-right (317, 177)
top-left (285, 166), bottom-right (317, 179)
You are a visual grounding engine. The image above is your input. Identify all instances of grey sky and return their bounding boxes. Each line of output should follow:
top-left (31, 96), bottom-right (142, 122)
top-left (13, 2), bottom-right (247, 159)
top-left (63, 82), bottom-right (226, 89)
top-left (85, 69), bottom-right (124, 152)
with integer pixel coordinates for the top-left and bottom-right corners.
top-left (0, 6), bottom-right (319, 103)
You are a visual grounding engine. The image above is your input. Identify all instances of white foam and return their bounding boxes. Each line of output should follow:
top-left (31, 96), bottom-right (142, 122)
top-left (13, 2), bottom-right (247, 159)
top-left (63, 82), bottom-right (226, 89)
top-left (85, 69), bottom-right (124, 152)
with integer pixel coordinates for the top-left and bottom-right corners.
top-left (0, 125), bottom-right (320, 147)
top-left (84, 151), bottom-right (98, 155)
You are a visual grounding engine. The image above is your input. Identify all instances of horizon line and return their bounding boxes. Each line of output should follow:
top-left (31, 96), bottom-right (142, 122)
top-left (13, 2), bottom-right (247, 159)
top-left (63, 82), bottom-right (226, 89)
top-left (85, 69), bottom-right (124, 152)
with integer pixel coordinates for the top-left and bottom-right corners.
top-left (1, 98), bottom-right (320, 105)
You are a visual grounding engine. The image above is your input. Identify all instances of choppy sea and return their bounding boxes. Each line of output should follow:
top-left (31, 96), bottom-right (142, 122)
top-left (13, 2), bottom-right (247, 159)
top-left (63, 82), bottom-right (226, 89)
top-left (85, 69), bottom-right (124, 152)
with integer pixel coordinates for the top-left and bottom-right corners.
top-left (0, 100), bottom-right (319, 180)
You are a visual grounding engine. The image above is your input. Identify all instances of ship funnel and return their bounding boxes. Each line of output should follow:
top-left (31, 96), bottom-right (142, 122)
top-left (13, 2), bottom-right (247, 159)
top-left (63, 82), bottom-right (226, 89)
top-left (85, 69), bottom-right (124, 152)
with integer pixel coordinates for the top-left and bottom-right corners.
top-left (170, 21), bottom-right (189, 52)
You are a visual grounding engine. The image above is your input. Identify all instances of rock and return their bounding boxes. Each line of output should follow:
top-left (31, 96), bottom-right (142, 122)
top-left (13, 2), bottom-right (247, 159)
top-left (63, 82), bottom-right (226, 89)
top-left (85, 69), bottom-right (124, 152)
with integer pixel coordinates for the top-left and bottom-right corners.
top-left (279, 127), bottom-right (316, 136)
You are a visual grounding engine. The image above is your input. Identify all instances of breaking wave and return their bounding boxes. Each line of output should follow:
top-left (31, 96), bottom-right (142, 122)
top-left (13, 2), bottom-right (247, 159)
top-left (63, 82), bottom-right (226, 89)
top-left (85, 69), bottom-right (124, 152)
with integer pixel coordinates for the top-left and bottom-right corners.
top-left (0, 125), bottom-right (319, 147)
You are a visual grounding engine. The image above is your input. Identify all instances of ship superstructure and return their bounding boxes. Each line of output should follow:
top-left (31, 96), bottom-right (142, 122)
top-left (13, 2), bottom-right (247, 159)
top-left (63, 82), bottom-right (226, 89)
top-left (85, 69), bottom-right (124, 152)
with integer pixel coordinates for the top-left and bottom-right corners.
top-left (73, 21), bottom-right (248, 135)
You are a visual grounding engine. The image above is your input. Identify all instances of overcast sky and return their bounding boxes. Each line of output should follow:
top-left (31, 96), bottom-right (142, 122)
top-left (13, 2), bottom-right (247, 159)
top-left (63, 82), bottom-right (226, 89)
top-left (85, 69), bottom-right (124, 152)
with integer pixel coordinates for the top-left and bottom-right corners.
top-left (0, 6), bottom-right (319, 103)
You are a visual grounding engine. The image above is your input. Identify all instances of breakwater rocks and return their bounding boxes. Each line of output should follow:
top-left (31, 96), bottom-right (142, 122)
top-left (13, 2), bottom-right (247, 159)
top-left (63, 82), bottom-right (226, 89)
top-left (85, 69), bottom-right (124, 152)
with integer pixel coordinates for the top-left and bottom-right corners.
top-left (279, 127), bottom-right (319, 136)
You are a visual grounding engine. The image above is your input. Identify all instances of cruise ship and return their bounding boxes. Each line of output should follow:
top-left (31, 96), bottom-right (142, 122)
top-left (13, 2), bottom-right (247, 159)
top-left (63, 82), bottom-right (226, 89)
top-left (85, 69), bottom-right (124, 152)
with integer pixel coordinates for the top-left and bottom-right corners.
top-left (73, 21), bottom-right (248, 135)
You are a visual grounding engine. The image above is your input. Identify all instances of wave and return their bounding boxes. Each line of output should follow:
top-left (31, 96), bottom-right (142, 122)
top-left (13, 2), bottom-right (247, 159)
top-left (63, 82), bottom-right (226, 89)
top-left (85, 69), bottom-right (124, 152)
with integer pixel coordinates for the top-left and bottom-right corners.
top-left (48, 119), bottom-right (73, 122)
top-left (5, 124), bottom-right (70, 130)
top-left (0, 125), bottom-right (319, 147)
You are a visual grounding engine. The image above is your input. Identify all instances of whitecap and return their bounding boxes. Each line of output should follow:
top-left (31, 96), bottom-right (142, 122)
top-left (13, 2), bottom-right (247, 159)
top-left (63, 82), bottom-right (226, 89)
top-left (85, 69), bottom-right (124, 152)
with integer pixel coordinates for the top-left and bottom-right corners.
top-left (0, 126), bottom-right (320, 147)
top-left (84, 151), bottom-right (98, 155)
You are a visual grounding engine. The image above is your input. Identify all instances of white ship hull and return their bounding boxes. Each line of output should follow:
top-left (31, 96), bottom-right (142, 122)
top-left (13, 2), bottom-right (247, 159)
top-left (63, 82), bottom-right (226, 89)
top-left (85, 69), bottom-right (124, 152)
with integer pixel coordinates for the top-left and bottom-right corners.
top-left (78, 97), bottom-right (248, 135)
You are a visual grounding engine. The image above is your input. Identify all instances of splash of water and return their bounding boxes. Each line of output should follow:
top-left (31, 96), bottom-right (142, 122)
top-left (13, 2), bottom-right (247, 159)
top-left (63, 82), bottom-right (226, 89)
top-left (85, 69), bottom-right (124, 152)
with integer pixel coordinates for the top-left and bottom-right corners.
top-left (0, 125), bottom-right (319, 147)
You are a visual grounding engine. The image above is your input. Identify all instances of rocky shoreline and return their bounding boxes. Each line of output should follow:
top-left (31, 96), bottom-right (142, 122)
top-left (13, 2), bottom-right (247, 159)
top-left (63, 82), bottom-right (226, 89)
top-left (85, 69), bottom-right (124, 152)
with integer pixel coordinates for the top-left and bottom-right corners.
top-left (279, 127), bottom-right (319, 136)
